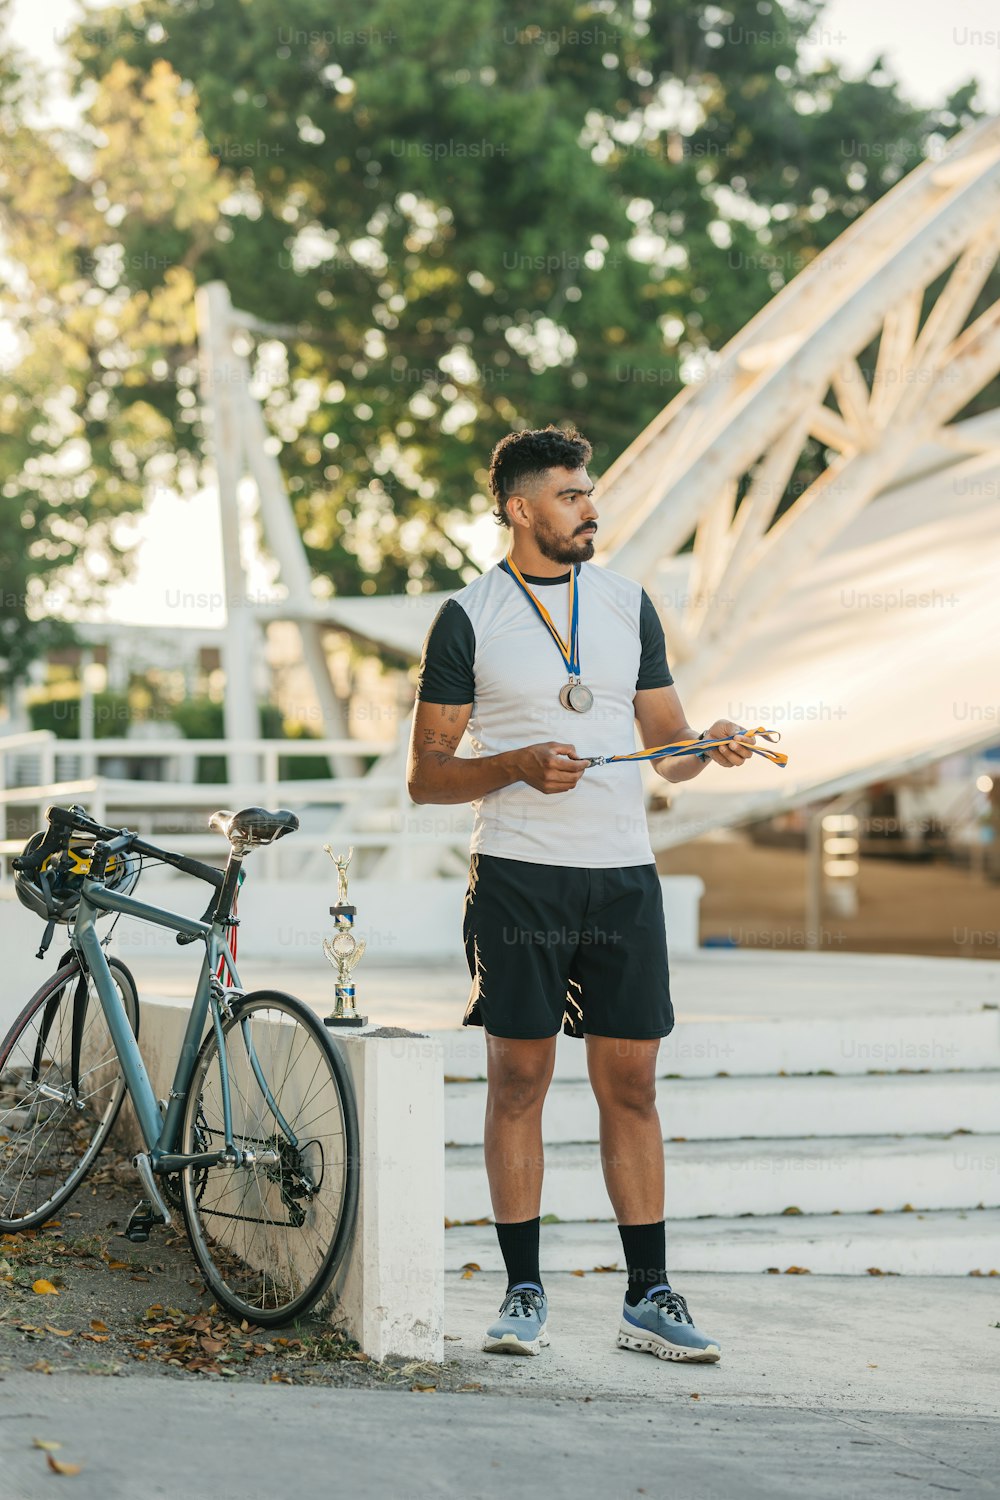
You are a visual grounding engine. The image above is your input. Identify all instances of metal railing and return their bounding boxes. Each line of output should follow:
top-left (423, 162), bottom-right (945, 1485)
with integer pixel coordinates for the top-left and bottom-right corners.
top-left (0, 730), bottom-right (474, 881)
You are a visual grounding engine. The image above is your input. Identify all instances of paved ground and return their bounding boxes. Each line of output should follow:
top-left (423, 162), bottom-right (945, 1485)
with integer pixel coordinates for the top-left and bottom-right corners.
top-left (133, 942), bottom-right (1000, 1034)
top-left (2, 1375), bottom-right (998, 1500)
top-left (3, 1271), bottom-right (998, 1499)
top-left (444, 1270), bottom-right (1000, 1418)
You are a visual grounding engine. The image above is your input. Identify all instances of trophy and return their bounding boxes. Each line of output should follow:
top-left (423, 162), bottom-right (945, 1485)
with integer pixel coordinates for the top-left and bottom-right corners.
top-left (322, 845), bottom-right (368, 1027)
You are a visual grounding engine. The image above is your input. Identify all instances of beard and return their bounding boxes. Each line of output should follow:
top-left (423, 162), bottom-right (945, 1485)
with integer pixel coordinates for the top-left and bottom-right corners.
top-left (533, 516), bottom-right (597, 565)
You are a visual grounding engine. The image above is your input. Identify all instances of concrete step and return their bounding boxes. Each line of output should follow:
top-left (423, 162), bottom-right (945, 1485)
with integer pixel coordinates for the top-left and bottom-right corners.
top-left (438, 1009), bottom-right (1000, 1080)
top-left (445, 1132), bottom-right (1000, 1221)
top-left (443, 1208), bottom-right (1000, 1277)
top-left (445, 1070), bottom-right (1000, 1145)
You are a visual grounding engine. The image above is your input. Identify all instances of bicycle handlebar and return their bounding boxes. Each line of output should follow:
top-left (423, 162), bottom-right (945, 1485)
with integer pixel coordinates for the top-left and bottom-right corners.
top-left (13, 804), bottom-right (225, 892)
top-left (45, 804), bottom-right (113, 837)
top-left (130, 836), bottom-right (225, 891)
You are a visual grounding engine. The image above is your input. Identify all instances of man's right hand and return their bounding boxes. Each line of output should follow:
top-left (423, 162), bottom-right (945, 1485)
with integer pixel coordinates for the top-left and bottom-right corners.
top-left (408, 702), bottom-right (592, 805)
top-left (513, 742), bottom-right (591, 795)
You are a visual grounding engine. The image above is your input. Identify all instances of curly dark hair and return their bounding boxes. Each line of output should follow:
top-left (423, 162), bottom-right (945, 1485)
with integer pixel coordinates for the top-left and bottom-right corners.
top-left (487, 425), bottom-right (593, 528)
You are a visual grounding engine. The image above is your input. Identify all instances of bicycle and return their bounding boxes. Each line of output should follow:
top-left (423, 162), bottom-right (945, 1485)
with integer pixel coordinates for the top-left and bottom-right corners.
top-left (0, 802), bottom-right (359, 1328)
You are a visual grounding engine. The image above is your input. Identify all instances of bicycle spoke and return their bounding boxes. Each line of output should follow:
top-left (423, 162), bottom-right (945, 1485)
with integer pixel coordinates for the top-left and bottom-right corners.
top-left (180, 995), bottom-right (358, 1325)
top-left (0, 964), bottom-right (137, 1228)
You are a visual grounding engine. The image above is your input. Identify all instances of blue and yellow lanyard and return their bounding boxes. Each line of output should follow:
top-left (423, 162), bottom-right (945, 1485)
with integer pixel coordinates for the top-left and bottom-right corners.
top-left (496, 558), bottom-right (788, 771)
top-left (584, 727), bottom-right (787, 769)
top-left (499, 555), bottom-right (581, 677)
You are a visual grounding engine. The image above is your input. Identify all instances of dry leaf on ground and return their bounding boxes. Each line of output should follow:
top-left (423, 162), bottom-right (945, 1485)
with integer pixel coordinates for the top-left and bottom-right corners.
top-left (46, 1455), bottom-right (82, 1475)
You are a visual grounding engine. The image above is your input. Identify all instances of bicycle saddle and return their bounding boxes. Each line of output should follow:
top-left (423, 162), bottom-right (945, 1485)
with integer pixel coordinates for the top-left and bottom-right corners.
top-left (209, 807), bottom-right (300, 850)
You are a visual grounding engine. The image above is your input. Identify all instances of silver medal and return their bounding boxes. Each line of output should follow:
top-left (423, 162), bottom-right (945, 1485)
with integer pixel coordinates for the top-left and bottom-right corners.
top-left (561, 679), bottom-right (594, 713)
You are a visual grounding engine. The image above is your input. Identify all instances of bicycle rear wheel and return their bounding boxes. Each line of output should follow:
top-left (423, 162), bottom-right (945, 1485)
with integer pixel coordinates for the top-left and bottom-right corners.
top-left (0, 955), bottom-right (139, 1230)
top-left (179, 990), bottom-right (359, 1327)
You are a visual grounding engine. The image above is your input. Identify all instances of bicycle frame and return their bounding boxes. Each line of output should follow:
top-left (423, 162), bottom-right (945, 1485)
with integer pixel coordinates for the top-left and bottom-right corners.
top-left (70, 873), bottom-right (299, 1177)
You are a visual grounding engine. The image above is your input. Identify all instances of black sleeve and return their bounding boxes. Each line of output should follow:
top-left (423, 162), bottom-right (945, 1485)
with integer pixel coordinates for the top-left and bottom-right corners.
top-left (636, 589), bottom-right (673, 690)
top-left (415, 599), bottom-right (476, 704)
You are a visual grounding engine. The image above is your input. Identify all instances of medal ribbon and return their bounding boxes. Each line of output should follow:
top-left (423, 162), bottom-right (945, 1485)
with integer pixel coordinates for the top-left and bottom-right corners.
top-left (499, 556), bottom-right (580, 677)
top-left (586, 727), bottom-right (788, 769)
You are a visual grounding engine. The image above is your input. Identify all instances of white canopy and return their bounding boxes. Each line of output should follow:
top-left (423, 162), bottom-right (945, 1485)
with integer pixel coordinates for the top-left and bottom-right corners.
top-left (645, 441), bottom-right (1000, 843)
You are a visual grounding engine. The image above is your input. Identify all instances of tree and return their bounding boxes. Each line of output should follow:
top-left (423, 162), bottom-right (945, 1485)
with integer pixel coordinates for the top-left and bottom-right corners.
top-left (2, 0), bottom-right (987, 672)
top-left (0, 8), bottom-right (226, 684)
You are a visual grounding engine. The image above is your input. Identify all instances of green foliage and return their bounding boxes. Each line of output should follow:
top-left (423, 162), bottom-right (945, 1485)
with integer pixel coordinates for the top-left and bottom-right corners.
top-left (0, 4), bottom-right (222, 685)
top-left (64, 2), bottom-right (984, 574)
top-left (0, 0), bottom-right (989, 687)
top-left (172, 696), bottom-right (328, 780)
top-left (170, 696), bottom-right (278, 741)
top-left (27, 692), bottom-right (133, 740)
top-left (25, 684), bottom-right (329, 779)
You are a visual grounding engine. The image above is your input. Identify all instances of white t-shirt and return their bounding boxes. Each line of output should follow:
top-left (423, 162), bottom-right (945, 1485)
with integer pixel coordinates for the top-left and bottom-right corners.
top-left (415, 560), bottom-right (673, 868)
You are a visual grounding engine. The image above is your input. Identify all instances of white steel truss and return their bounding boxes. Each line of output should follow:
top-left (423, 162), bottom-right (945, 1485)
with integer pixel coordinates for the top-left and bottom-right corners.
top-left (596, 116), bottom-right (1000, 692)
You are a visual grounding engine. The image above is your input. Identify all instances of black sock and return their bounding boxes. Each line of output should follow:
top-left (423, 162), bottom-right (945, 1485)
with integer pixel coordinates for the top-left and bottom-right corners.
top-left (495, 1215), bottom-right (542, 1295)
top-left (618, 1220), bottom-right (669, 1306)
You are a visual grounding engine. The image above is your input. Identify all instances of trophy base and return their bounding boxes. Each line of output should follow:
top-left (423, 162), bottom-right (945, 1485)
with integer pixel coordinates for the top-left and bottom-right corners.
top-left (324, 1013), bottom-right (369, 1028)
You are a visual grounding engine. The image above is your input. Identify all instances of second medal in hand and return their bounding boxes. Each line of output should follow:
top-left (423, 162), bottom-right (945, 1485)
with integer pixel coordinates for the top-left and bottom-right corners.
top-left (500, 555), bottom-right (593, 713)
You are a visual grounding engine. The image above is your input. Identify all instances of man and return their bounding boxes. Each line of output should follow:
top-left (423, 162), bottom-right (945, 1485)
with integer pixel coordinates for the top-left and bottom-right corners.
top-left (407, 425), bottom-right (756, 1365)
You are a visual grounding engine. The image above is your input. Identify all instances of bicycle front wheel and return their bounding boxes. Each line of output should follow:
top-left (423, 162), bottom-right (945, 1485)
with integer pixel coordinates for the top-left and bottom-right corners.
top-left (0, 955), bottom-right (139, 1230)
top-left (179, 990), bottom-right (359, 1327)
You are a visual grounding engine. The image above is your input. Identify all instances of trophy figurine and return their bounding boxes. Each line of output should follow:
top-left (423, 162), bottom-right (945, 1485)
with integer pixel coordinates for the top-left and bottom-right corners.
top-left (321, 845), bottom-right (368, 1027)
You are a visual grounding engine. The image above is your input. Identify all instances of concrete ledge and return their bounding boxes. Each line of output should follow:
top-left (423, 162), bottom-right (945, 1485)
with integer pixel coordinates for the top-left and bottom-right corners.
top-left (445, 1133), bottom-right (1000, 1221)
top-left (438, 1010), bottom-right (1000, 1078)
top-left (445, 1069), bottom-right (1000, 1144)
top-left (443, 1210), bottom-right (1000, 1277)
top-left (328, 1026), bottom-right (444, 1362)
top-left (115, 996), bottom-right (443, 1362)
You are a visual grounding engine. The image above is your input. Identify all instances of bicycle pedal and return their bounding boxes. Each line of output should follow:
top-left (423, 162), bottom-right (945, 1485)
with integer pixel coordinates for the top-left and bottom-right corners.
top-left (120, 1197), bottom-right (167, 1243)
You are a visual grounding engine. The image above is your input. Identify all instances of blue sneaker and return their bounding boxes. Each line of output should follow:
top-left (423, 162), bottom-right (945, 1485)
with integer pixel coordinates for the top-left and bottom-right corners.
top-left (482, 1281), bottom-right (549, 1356)
top-left (617, 1284), bottom-right (721, 1363)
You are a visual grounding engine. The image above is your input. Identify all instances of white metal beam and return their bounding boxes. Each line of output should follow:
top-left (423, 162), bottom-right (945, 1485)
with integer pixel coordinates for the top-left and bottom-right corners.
top-left (605, 149), bottom-right (1000, 584)
top-left (195, 282), bottom-right (260, 784)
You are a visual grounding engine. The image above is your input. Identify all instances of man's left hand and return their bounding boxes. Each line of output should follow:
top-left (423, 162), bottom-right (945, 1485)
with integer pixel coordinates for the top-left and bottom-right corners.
top-left (702, 720), bottom-right (756, 768)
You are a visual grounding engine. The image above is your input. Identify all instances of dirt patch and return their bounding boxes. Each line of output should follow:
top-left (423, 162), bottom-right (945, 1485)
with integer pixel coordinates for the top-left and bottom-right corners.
top-left (0, 1157), bottom-right (482, 1394)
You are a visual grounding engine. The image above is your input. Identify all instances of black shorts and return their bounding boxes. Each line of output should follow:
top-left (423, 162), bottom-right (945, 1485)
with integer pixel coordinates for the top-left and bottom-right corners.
top-left (461, 852), bottom-right (674, 1041)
